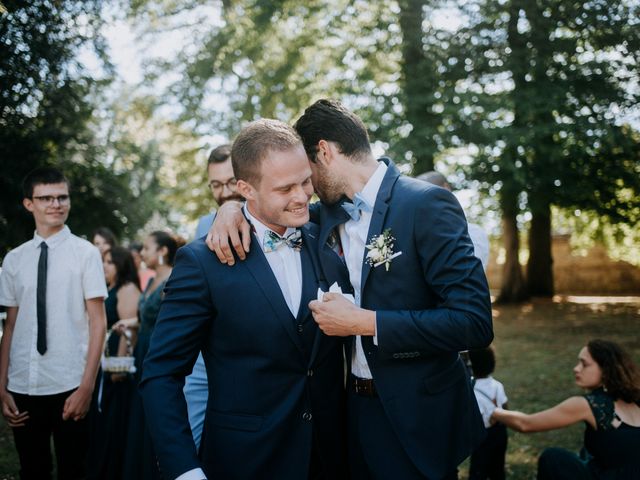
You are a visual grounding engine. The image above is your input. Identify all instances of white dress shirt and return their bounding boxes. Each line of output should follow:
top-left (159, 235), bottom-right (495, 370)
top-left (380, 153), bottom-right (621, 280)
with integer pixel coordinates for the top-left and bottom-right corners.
top-left (245, 206), bottom-right (302, 317)
top-left (0, 226), bottom-right (107, 395)
top-left (339, 162), bottom-right (387, 379)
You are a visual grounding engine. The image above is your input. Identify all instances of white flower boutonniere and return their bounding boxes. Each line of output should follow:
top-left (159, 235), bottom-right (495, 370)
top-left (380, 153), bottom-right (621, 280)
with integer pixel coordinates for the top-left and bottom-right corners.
top-left (365, 229), bottom-right (403, 271)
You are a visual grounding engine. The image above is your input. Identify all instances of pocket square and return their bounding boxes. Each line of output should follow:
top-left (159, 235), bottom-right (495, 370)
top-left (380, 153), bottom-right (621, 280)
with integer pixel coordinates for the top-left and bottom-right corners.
top-left (317, 282), bottom-right (355, 303)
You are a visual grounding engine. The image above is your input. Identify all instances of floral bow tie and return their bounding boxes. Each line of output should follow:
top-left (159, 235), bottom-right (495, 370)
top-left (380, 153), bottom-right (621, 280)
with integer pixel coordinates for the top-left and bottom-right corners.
top-left (262, 229), bottom-right (303, 253)
top-left (342, 193), bottom-right (372, 222)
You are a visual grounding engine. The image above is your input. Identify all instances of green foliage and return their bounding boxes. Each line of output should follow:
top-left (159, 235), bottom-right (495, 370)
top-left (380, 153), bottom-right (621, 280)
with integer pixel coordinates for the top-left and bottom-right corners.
top-left (0, 0), bottom-right (171, 257)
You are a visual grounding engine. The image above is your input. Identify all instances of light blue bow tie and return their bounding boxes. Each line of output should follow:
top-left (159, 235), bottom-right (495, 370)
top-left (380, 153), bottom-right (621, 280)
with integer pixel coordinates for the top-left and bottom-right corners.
top-left (342, 193), bottom-right (372, 222)
top-left (263, 229), bottom-right (303, 253)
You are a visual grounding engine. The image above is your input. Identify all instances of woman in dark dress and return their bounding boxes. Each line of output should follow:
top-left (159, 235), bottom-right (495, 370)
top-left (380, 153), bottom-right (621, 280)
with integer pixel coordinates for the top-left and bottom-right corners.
top-left (492, 339), bottom-right (640, 479)
top-left (123, 231), bottom-right (181, 480)
top-left (88, 246), bottom-right (140, 480)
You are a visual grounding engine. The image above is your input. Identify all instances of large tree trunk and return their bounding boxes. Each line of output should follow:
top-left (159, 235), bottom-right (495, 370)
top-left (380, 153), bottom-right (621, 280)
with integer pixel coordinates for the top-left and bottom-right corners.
top-left (398, 0), bottom-right (436, 174)
top-left (527, 203), bottom-right (554, 296)
top-left (497, 190), bottom-right (529, 303)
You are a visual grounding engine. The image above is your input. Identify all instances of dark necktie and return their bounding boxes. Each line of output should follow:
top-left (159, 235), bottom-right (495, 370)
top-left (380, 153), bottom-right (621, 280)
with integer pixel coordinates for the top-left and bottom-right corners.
top-left (262, 229), bottom-right (303, 253)
top-left (37, 241), bottom-right (48, 355)
top-left (342, 193), bottom-right (372, 222)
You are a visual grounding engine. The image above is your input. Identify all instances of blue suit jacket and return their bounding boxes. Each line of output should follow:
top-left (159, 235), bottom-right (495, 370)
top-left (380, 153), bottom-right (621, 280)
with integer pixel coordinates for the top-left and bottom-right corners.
top-left (140, 223), bottom-right (350, 479)
top-left (315, 159), bottom-right (493, 478)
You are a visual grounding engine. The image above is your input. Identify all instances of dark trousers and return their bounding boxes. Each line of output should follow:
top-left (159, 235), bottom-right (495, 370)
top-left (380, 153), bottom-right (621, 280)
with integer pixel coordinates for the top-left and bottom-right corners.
top-left (537, 448), bottom-right (594, 480)
top-left (348, 390), bottom-right (458, 480)
top-left (11, 389), bottom-right (89, 480)
top-left (468, 423), bottom-right (507, 480)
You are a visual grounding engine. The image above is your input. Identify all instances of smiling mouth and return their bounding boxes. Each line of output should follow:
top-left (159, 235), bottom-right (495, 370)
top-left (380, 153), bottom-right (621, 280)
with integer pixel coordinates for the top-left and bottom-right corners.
top-left (287, 206), bottom-right (308, 215)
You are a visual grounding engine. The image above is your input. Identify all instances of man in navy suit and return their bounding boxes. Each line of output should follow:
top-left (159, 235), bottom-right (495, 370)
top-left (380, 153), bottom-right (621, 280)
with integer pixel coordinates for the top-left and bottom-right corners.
top-left (208, 100), bottom-right (493, 479)
top-left (140, 119), bottom-right (349, 480)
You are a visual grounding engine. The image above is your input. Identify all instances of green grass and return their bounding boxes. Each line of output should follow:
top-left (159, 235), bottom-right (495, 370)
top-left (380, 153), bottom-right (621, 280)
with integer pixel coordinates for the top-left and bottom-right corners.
top-left (1, 296), bottom-right (638, 479)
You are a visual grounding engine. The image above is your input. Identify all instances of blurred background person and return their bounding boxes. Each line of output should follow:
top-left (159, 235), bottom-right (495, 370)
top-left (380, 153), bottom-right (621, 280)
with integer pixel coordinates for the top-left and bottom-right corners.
top-left (128, 241), bottom-right (155, 291)
top-left (92, 227), bottom-right (118, 256)
top-left (491, 339), bottom-right (640, 480)
top-left (123, 230), bottom-right (182, 480)
top-left (468, 346), bottom-right (509, 480)
top-left (194, 144), bottom-right (242, 238)
top-left (88, 246), bottom-right (140, 480)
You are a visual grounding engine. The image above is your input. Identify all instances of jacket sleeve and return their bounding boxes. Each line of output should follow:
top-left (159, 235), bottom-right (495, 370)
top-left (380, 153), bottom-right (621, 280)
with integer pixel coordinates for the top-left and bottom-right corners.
top-left (375, 188), bottom-right (493, 355)
top-left (140, 245), bottom-right (214, 479)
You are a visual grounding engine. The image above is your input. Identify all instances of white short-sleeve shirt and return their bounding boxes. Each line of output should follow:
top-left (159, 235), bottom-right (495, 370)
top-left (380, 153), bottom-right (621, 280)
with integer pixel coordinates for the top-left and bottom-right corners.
top-left (473, 376), bottom-right (508, 428)
top-left (0, 226), bottom-right (107, 395)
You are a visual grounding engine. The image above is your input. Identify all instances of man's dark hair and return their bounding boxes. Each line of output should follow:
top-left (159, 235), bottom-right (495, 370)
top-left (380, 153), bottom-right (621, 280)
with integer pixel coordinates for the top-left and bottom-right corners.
top-left (207, 144), bottom-right (231, 166)
top-left (22, 167), bottom-right (69, 199)
top-left (468, 346), bottom-right (496, 379)
top-left (416, 171), bottom-right (449, 189)
top-left (232, 119), bottom-right (302, 186)
top-left (294, 99), bottom-right (372, 163)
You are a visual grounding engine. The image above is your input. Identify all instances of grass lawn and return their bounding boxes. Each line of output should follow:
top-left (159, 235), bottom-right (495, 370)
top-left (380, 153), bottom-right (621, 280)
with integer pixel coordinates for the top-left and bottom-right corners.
top-left (0, 296), bottom-right (638, 479)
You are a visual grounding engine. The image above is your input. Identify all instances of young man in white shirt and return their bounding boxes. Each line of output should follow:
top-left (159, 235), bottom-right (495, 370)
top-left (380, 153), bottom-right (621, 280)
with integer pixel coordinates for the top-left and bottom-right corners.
top-left (0, 167), bottom-right (107, 480)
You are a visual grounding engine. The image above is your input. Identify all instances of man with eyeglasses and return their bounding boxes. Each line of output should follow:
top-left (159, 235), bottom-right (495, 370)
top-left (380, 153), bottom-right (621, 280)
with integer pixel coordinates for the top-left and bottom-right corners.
top-left (186, 144), bottom-right (243, 452)
top-left (194, 144), bottom-right (243, 239)
top-left (0, 167), bottom-right (107, 480)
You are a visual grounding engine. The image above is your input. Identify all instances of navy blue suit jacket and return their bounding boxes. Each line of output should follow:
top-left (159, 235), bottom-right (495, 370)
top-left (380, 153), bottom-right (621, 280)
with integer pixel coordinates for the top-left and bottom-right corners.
top-left (315, 159), bottom-right (493, 478)
top-left (140, 223), bottom-right (350, 479)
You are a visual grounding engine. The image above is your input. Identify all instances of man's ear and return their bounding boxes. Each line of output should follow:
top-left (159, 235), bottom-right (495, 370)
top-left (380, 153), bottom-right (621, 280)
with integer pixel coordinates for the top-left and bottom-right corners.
top-left (316, 139), bottom-right (338, 166)
top-left (235, 179), bottom-right (256, 201)
top-left (23, 198), bottom-right (34, 213)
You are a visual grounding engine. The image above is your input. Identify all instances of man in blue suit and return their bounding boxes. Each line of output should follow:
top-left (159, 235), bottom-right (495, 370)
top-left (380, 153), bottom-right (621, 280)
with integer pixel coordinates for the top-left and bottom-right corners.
top-left (140, 119), bottom-right (350, 480)
top-left (208, 100), bottom-right (493, 479)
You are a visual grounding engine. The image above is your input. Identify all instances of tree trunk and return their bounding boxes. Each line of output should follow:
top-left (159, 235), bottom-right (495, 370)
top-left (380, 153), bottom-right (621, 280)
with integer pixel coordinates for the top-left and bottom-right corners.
top-left (497, 189), bottom-right (529, 303)
top-left (398, 0), bottom-right (436, 174)
top-left (527, 203), bottom-right (554, 296)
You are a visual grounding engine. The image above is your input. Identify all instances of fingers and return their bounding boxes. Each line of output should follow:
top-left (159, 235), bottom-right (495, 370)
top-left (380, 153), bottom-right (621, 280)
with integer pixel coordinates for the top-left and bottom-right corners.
top-left (240, 221), bottom-right (252, 253)
top-left (322, 292), bottom-right (340, 302)
top-left (226, 230), bottom-right (243, 265)
top-left (62, 397), bottom-right (71, 421)
top-left (6, 411), bottom-right (29, 428)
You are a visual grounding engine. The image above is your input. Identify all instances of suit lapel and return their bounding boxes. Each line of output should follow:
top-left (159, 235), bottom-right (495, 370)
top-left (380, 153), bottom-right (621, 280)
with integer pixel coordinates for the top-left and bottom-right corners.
top-left (241, 234), bottom-right (306, 356)
top-left (318, 202), bottom-right (350, 251)
top-left (360, 159), bottom-right (401, 292)
top-left (300, 227), bottom-right (328, 368)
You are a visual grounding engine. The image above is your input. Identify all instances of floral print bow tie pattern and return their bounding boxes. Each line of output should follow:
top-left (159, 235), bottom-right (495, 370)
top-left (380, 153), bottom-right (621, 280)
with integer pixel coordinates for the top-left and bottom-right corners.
top-left (262, 229), bottom-right (303, 253)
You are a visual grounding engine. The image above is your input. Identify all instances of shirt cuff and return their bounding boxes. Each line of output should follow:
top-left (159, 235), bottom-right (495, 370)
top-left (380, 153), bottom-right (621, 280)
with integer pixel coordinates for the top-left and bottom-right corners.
top-left (373, 312), bottom-right (378, 346)
top-left (175, 468), bottom-right (206, 480)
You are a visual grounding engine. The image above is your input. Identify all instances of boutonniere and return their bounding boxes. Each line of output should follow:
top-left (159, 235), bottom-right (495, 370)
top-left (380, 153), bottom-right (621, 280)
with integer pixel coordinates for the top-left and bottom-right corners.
top-left (365, 229), bottom-right (402, 271)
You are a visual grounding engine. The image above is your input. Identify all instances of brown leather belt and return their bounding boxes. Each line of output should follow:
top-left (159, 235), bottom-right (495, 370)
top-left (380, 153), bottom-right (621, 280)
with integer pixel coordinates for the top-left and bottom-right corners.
top-left (351, 374), bottom-right (377, 397)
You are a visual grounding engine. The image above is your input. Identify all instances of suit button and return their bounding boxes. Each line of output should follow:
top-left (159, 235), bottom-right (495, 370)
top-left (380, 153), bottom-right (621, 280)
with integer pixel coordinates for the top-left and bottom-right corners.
top-left (307, 369), bottom-right (313, 377)
top-left (297, 324), bottom-right (303, 333)
top-left (302, 412), bottom-right (313, 421)
top-left (392, 353), bottom-right (400, 359)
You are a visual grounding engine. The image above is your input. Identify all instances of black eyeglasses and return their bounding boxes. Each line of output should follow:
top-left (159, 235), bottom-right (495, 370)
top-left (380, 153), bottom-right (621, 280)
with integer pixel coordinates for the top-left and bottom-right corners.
top-left (208, 178), bottom-right (237, 191)
top-left (32, 195), bottom-right (70, 205)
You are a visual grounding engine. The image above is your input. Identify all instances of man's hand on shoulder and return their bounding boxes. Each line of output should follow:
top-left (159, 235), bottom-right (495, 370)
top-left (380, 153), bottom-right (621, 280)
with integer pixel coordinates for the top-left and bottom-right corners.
top-left (205, 200), bottom-right (250, 265)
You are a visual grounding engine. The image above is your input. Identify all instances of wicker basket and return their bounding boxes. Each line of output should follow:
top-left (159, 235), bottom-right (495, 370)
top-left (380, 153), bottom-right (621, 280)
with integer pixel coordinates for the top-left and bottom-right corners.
top-left (101, 328), bottom-right (136, 374)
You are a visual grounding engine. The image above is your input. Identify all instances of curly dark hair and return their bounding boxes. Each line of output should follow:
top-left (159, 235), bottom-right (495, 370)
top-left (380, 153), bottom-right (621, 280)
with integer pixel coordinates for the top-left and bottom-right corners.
top-left (587, 339), bottom-right (640, 403)
top-left (468, 346), bottom-right (496, 379)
